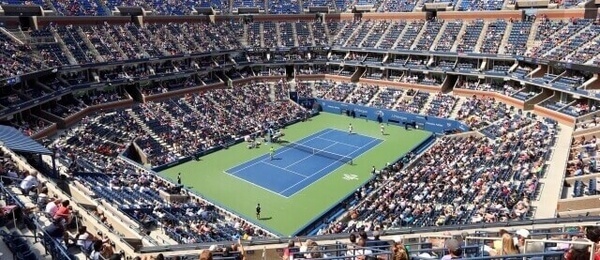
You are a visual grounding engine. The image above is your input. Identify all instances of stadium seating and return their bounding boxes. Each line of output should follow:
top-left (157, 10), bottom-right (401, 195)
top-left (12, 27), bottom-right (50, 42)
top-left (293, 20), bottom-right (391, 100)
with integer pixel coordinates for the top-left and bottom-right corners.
top-left (324, 116), bottom-right (554, 233)
top-left (4, 3), bottom-right (600, 259)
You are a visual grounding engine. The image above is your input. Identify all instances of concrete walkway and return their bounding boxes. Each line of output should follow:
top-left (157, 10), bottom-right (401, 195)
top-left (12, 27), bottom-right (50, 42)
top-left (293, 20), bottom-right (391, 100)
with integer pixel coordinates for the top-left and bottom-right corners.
top-left (532, 123), bottom-right (573, 218)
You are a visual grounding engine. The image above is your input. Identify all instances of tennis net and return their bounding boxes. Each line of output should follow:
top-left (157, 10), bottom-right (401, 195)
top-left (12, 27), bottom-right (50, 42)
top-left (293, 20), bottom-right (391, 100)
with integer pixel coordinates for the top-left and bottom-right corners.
top-left (283, 142), bottom-right (353, 165)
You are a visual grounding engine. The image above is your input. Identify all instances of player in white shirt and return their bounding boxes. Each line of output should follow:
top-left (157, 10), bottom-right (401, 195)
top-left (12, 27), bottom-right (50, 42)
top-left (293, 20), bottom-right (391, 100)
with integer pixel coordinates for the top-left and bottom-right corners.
top-left (380, 124), bottom-right (385, 135)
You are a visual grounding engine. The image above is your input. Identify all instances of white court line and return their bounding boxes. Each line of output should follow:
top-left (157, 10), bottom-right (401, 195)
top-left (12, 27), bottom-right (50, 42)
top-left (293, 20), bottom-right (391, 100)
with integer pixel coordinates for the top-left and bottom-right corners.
top-left (282, 141), bottom-right (340, 170)
top-left (279, 136), bottom-right (384, 196)
top-left (326, 127), bottom-right (386, 142)
top-left (315, 136), bottom-right (363, 149)
top-left (226, 129), bottom-right (334, 175)
top-left (262, 161), bottom-right (309, 178)
top-left (278, 157), bottom-right (342, 195)
top-left (222, 170), bottom-right (288, 198)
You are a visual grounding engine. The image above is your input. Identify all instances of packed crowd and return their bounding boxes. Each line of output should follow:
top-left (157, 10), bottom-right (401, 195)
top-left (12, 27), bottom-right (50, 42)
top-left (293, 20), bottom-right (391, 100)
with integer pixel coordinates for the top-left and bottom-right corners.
top-left (46, 112), bottom-right (275, 246)
top-left (1, 0), bottom-right (591, 15)
top-left (323, 115), bottom-right (554, 233)
top-left (455, 96), bottom-right (510, 130)
top-left (52, 80), bottom-right (305, 167)
top-left (425, 93), bottom-right (458, 118)
top-left (2, 15), bottom-right (600, 83)
top-left (566, 133), bottom-right (599, 177)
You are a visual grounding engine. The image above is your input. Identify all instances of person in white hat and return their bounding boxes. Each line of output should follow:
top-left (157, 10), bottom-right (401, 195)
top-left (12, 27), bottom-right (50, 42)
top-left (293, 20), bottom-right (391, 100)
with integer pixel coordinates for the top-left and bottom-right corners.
top-left (514, 229), bottom-right (530, 250)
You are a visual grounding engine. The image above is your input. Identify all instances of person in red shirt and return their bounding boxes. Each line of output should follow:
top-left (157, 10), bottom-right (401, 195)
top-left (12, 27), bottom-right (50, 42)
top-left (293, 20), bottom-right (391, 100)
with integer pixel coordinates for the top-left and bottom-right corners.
top-left (53, 200), bottom-right (72, 225)
top-left (564, 238), bottom-right (599, 260)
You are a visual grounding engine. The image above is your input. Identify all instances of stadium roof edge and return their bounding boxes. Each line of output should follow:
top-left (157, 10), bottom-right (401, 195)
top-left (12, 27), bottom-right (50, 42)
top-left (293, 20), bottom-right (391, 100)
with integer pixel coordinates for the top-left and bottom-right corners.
top-left (0, 125), bottom-right (52, 155)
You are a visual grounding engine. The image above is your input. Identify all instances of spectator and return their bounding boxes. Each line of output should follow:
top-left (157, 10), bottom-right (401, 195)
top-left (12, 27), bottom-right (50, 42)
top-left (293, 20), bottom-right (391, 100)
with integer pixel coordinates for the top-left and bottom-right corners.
top-left (45, 198), bottom-right (61, 217)
top-left (352, 238), bottom-right (373, 258)
top-left (53, 200), bottom-right (72, 225)
top-left (43, 219), bottom-right (65, 243)
top-left (69, 226), bottom-right (94, 253)
top-left (442, 239), bottom-right (462, 260)
top-left (19, 171), bottom-right (39, 194)
top-left (565, 239), bottom-right (593, 260)
top-left (515, 229), bottom-right (530, 250)
top-left (90, 240), bottom-right (103, 260)
top-left (199, 250), bottom-right (212, 260)
top-left (368, 231), bottom-right (387, 248)
top-left (282, 239), bottom-right (295, 260)
top-left (299, 239), bottom-right (319, 258)
top-left (391, 237), bottom-right (410, 260)
top-left (347, 233), bottom-right (358, 255)
top-left (497, 233), bottom-right (520, 255)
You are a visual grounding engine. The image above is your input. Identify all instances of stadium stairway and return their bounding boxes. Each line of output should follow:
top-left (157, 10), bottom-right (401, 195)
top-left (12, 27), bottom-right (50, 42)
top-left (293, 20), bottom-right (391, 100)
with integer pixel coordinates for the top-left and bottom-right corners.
top-left (542, 24), bottom-right (593, 59)
top-left (532, 124), bottom-right (574, 218)
top-left (526, 19), bottom-right (543, 51)
top-left (473, 21), bottom-right (490, 54)
top-left (566, 33), bottom-right (600, 63)
top-left (258, 23), bottom-right (265, 48)
top-left (374, 22), bottom-right (394, 48)
top-left (358, 22), bottom-right (378, 48)
top-left (127, 109), bottom-right (171, 149)
top-left (0, 27), bottom-right (25, 45)
top-left (275, 23), bottom-right (283, 47)
top-left (448, 96), bottom-right (466, 119)
top-left (450, 23), bottom-right (468, 52)
top-left (391, 90), bottom-right (409, 109)
top-left (76, 27), bottom-right (104, 63)
top-left (49, 29), bottom-right (77, 65)
top-left (410, 21), bottom-right (429, 50)
top-left (291, 23), bottom-right (299, 47)
top-left (417, 91), bottom-right (434, 114)
top-left (366, 87), bottom-right (385, 106)
top-left (241, 23), bottom-right (248, 46)
top-left (497, 22), bottom-right (513, 55)
top-left (269, 83), bottom-right (277, 101)
top-left (429, 21), bottom-right (449, 52)
top-left (390, 24), bottom-right (412, 50)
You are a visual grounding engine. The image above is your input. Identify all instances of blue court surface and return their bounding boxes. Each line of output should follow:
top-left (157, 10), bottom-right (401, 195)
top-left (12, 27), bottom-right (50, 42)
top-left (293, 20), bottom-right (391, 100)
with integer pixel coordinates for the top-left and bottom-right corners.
top-left (225, 128), bottom-right (383, 197)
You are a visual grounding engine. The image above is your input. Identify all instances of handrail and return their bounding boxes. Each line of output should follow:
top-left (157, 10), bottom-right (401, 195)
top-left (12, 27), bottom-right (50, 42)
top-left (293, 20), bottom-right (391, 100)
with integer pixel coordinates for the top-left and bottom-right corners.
top-left (0, 183), bottom-right (74, 260)
top-left (137, 215), bottom-right (600, 253)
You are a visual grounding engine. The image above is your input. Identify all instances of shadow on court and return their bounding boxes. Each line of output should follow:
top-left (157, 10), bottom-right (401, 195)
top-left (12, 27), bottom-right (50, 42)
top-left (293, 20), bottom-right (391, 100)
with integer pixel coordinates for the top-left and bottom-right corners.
top-left (259, 217), bottom-right (273, 221)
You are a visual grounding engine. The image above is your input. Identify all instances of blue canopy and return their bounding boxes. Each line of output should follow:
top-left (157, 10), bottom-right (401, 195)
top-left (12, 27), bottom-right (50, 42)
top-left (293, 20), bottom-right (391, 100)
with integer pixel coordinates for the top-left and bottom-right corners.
top-left (0, 125), bottom-right (52, 155)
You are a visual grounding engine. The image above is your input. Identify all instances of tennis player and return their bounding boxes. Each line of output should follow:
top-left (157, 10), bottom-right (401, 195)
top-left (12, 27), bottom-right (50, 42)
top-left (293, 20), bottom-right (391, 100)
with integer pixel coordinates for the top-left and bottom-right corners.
top-left (380, 124), bottom-right (385, 135)
top-left (256, 203), bottom-right (261, 219)
top-left (269, 146), bottom-right (275, 160)
top-left (348, 123), bottom-right (353, 134)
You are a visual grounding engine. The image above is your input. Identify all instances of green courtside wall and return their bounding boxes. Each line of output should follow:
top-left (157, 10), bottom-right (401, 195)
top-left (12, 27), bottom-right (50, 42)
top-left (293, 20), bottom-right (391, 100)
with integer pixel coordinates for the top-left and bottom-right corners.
top-left (159, 113), bottom-right (432, 236)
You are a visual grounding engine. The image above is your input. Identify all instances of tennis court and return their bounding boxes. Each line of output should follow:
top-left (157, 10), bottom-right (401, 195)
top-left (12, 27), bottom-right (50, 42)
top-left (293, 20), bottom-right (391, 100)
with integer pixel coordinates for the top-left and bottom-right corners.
top-left (226, 128), bottom-right (383, 197)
